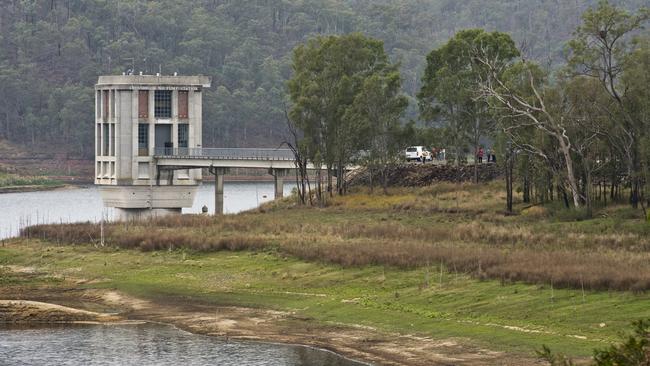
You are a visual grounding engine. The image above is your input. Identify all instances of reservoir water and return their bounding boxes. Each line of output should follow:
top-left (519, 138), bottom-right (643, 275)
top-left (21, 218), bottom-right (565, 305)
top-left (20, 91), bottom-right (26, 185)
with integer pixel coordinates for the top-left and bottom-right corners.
top-left (0, 323), bottom-right (364, 366)
top-left (0, 182), bottom-right (295, 239)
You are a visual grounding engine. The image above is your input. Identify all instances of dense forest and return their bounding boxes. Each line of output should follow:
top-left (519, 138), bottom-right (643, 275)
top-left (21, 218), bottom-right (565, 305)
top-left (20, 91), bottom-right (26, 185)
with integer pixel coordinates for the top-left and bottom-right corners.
top-left (0, 0), bottom-right (647, 158)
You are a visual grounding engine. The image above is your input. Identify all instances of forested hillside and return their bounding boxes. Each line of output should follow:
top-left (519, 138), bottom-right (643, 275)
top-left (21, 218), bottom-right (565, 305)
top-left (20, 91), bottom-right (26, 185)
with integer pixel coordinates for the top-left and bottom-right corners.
top-left (0, 0), bottom-right (646, 158)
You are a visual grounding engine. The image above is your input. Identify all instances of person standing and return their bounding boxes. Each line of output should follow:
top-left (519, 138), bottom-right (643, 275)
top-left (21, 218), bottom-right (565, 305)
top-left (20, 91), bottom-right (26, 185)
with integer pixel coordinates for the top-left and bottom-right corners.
top-left (477, 147), bottom-right (484, 164)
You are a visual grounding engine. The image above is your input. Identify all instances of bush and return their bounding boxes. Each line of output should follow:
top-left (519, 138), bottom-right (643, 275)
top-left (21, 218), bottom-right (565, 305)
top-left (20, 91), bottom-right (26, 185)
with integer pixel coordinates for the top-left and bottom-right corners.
top-left (521, 205), bottom-right (549, 219)
top-left (539, 319), bottom-right (650, 365)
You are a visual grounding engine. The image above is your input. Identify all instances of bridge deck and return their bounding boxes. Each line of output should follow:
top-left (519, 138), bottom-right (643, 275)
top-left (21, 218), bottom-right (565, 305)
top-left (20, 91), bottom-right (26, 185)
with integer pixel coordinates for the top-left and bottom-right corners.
top-left (153, 148), bottom-right (360, 171)
top-left (155, 147), bottom-right (295, 160)
top-left (153, 147), bottom-right (306, 169)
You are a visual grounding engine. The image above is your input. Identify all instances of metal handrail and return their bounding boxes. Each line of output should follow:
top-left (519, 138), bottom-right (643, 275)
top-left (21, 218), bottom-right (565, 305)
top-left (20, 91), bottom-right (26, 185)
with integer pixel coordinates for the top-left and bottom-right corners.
top-left (154, 147), bottom-right (295, 161)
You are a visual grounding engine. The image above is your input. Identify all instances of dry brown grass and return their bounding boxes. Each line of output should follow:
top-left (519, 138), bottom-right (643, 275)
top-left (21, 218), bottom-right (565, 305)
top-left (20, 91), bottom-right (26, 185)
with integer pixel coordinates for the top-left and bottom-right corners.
top-left (21, 182), bottom-right (650, 292)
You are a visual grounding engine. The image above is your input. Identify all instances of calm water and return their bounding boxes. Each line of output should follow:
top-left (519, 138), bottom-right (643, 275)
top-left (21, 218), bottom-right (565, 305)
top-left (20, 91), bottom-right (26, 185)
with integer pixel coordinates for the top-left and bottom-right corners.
top-left (0, 323), bottom-right (364, 366)
top-left (0, 182), bottom-right (295, 239)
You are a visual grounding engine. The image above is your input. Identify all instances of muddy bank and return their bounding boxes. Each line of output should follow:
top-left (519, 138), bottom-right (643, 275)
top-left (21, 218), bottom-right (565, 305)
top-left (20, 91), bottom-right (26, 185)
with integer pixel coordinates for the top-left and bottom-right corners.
top-left (0, 285), bottom-right (539, 366)
top-left (0, 300), bottom-right (121, 323)
top-left (0, 184), bottom-right (67, 194)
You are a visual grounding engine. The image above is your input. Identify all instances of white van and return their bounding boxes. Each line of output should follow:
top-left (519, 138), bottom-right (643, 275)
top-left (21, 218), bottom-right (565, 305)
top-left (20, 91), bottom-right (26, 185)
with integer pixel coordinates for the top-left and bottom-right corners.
top-left (405, 146), bottom-right (432, 162)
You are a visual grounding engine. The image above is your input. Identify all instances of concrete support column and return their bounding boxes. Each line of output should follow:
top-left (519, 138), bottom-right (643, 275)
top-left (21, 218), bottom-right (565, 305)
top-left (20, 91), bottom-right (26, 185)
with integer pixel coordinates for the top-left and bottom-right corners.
top-left (209, 167), bottom-right (228, 215)
top-left (215, 172), bottom-right (224, 215)
top-left (274, 174), bottom-right (283, 199)
top-left (269, 168), bottom-right (290, 200)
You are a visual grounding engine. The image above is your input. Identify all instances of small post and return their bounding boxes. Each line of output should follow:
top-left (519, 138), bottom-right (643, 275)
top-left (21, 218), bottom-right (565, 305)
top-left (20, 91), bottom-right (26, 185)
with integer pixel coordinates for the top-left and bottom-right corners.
top-left (100, 215), bottom-right (105, 247)
top-left (551, 280), bottom-right (554, 303)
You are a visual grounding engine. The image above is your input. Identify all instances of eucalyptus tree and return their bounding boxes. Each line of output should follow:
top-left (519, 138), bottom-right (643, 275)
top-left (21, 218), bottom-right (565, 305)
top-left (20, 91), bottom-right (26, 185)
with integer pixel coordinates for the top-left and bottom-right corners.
top-left (622, 35), bottom-right (650, 218)
top-left (418, 29), bottom-right (519, 182)
top-left (345, 70), bottom-right (409, 193)
top-left (287, 33), bottom-right (402, 202)
top-left (477, 58), bottom-right (585, 208)
top-left (566, 0), bottom-right (650, 207)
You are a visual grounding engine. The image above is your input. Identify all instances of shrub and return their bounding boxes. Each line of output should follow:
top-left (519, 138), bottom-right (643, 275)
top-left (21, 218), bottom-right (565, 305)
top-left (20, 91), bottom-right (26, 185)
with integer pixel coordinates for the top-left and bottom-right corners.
top-left (539, 319), bottom-right (650, 365)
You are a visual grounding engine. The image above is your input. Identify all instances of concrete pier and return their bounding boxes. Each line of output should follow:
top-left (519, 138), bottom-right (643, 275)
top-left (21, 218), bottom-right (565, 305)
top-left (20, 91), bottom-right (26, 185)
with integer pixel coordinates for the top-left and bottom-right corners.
top-left (270, 168), bottom-right (290, 199)
top-left (209, 167), bottom-right (229, 215)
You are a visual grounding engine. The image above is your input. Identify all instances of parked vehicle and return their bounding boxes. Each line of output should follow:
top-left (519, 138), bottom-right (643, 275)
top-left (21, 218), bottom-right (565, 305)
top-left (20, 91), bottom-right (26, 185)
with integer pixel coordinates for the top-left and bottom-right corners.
top-left (405, 146), bottom-right (432, 162)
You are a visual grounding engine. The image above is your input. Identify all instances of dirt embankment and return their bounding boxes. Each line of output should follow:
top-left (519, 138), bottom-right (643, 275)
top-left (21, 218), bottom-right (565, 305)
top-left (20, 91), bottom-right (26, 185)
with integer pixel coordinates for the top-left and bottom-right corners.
top-left (350, 163), bottom-right (502, 187)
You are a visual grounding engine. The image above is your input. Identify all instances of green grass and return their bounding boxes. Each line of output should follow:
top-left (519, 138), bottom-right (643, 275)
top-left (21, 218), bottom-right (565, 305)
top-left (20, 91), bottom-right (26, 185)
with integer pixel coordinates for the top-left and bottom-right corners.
top-left (2, 241), bottom-right (649, 358)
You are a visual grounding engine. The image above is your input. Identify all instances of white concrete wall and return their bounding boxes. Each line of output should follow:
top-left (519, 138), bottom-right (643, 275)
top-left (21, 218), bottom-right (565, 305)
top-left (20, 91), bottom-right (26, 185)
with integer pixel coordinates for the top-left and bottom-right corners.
top-left (99, 185), bottom-right (197, 209)
top-left (118, 90), bottom-right (133, 183)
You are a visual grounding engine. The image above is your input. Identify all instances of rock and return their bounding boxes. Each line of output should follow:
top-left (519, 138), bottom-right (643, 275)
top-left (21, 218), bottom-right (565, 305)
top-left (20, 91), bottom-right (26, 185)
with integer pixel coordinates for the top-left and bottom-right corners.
top-left (349, 163), bottom-right (502, 187)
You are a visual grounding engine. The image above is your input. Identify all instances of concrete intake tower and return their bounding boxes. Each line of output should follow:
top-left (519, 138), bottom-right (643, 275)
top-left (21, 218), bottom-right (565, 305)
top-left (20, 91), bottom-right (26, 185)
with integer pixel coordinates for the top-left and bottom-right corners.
top-left (94, 75), bottom-right (211, 219)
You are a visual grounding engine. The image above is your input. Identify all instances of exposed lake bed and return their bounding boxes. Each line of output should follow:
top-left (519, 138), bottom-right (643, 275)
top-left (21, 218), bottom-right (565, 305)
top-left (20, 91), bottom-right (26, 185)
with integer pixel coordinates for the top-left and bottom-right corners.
top-left (0, 294), bottom-right (367, 366)
top-left (0, 284), bottom-right (379, 366)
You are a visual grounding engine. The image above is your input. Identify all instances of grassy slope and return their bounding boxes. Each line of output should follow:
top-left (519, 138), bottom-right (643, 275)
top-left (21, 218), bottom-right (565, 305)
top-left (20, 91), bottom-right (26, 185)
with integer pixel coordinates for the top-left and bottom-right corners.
top-left (0, 244), bottom-right (648, 358)
top-left (3, 182), bottom-right (650, 359)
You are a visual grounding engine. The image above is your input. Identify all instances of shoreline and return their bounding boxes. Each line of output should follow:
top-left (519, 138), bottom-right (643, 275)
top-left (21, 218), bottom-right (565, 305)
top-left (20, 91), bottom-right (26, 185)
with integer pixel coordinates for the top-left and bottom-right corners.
top-left (0, 299), bottom-right (370, 366)
top-left (0, 176), bottom-right (285, 195)
top-left (0, 294), bottom-right (384, 365)
top-left (0, 285), bottom-right (534, 366)
top-left (0, 184), bottom-right (70, 194)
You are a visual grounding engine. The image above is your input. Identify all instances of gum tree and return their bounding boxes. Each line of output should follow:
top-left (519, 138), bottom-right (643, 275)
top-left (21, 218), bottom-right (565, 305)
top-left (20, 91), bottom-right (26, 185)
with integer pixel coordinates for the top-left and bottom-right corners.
top-left (566, 0), bottom-right (649, 208)
top-left (287, 33), bottom-right (403, 201)
top-left (418, 29), bottom-right (519, 182)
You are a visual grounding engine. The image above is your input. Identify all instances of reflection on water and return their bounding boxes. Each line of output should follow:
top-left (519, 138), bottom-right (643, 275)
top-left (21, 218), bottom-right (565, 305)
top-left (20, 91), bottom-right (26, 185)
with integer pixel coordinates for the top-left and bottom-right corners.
top-left (187, 182), bottom-right (295, 215)
top-left (0, 182), bottom-right (295, 239)
top-left (0, 323), bottom-right (364, 366)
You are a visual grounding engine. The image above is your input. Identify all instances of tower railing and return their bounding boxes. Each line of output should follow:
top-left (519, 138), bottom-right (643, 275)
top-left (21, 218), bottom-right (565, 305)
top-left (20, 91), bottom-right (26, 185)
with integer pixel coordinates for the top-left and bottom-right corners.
top-left (154, 147), bottom-right (295, 161)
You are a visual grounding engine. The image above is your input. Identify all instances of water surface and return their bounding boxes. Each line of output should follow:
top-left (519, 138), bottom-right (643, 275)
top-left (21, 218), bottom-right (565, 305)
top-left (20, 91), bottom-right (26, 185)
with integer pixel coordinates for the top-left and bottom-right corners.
top-left (0, 323), bottom-right (364, 366)
top-left (0, 182), bottom-right (294, 239)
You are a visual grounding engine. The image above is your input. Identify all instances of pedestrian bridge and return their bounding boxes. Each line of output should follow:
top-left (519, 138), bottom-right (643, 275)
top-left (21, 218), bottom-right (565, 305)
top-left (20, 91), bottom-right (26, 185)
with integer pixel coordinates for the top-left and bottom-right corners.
top-left (153, 147), bottom-right (311, 169)
top-left (152, 147), bottom-right (330, 214)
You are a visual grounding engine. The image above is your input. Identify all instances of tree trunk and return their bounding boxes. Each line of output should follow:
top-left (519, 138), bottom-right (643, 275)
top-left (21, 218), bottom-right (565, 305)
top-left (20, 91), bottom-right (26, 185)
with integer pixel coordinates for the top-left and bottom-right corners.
top-left (559, 184), bottom-right (570, 209)
top-left (316, 168), bottom-right (323, 207)
top-left (522, 156), bottom-right (530, 204)
top-left (584, 163), bottom-right (593, 218)
top-left (506, 147), bottom-right (514, 213)
top-left (628, 147), bottom-right (640, 208)
top-left (326, 166), bottom-right (333, 198)
top-left (337, 162), bottom-right (345, 195)
top-left (557, 134), bottom-right (581, 208)
top-left (381, 166), bottom-right (389, 195)
top-left (548, 172), bottom-right (554, 202)
top-left (473, 116), bottom-right (479, 184)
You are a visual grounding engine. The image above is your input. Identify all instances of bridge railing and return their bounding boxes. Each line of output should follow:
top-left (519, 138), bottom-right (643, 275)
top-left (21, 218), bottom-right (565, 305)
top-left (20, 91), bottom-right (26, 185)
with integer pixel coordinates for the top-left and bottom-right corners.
top-left (154, 147), bottom-right (296, 161)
